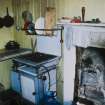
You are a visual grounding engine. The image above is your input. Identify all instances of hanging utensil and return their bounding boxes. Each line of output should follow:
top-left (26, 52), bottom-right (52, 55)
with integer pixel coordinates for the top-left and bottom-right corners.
top-left (35, 17), bottom-right (44, 35)
top-left (45, 7), bottom-right (56, 35)
top-left (31, 38), bottom-right (37, 53)
top-left (81, 6), bottom-right (85, 22)
top-left (3, 7), bottom-right (14, 27)
top-left (22, 10), bottom-right (33, 22)
top-left (0, 17), bottom-right (4, 28)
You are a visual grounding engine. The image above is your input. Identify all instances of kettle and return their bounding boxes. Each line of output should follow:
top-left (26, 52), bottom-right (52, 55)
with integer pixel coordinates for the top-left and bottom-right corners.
top-left (5, 41), bottom-right (20, 50)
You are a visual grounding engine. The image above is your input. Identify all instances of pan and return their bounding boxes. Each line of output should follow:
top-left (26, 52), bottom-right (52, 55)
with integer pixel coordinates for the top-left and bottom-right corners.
top-left (0, 17), bottom-right (3, 28)
top-left (3, 7), bottom-right (14, 27)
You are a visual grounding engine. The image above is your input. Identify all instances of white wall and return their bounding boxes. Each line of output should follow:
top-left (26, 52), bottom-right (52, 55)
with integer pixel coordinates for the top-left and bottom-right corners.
top-left (55, 0), bottom-right (105, 22)
top-left (0, 0), bottom-right (14, 89)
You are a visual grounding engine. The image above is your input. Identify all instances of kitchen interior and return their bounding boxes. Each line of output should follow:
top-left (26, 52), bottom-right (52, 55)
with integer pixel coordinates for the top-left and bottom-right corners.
top-left (0, 0), bottom-right (105, 105)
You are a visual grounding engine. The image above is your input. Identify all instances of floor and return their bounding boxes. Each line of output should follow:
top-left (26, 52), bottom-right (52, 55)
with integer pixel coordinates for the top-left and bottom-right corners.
top-left (0, 89), bottom-right (34, 105)
top-left (0, 89), bottom-right (62, 105)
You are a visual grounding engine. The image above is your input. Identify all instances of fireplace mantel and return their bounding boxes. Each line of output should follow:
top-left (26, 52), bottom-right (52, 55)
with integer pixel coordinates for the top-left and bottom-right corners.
top-left (58, 22), bottom-right (105, 48)
top-left (58, 22), bottom-right (105, 27)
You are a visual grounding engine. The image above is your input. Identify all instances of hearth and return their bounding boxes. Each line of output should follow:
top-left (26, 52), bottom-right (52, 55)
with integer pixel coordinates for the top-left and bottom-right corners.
top-left (74, 47), bottom-right (105, 105)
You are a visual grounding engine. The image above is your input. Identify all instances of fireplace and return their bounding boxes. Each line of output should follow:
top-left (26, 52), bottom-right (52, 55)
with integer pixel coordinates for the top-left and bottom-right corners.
top-left (74, 47), bottom-right (105, 105)
top-left (70, 24), bottom-right (105, 105)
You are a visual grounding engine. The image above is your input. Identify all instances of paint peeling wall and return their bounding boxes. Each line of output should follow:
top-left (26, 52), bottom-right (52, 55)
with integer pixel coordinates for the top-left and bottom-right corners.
top-left (55, 0), bottom-right (105, 22)
top-left (0, 0), bottom-right (14, 49)
top-left (0, 60), bottom-right (12, 89)
top-left (0, 0), bottom-right (14, 89)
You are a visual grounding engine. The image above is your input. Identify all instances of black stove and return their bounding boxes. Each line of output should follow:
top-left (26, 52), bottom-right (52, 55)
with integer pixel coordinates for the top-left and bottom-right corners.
top-left (12, 52), bottom-right (59, 105)
top-left (13, 52), bottom-right (59, 68)
top-left (17, 52), bottom-right (57, 63)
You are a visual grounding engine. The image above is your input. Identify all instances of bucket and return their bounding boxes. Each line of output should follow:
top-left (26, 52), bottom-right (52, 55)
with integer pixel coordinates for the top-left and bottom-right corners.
top-left (45, 91), bottom-right (61, 105)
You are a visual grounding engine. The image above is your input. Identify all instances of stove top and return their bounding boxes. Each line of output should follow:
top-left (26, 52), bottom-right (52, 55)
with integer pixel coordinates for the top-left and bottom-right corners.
top-left (17, 52), bottom-right (57, 62)
top-left (13, 52), bottom-right (59, 67)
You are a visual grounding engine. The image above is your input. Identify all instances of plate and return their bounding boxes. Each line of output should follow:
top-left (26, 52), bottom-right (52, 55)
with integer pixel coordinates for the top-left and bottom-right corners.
top-left (35, 17), bottom-right (45, 35)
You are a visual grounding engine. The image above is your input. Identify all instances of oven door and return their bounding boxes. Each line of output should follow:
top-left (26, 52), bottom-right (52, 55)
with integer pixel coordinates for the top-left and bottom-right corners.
top-left (20, 75), bottom-right (36, 103)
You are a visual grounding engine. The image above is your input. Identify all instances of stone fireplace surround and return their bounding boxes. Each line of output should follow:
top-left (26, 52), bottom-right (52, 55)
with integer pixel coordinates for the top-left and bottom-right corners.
top-left (69, 23), bottom-right (105, 105)
top-left (76, 47), bottom-right (105, 105)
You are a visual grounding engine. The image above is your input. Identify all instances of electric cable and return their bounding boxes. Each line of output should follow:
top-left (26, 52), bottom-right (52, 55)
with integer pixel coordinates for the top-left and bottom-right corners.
top-left (39, 65), bottom-right (51, 91)
top-left (47, 71), bottom-right (51, 91)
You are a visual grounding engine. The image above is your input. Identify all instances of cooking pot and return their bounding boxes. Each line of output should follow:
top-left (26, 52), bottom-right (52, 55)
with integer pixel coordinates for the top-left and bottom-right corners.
top-left (3, 7), bottom-right (14, 27)
top-left (5, 41), bottom-right (20, 50)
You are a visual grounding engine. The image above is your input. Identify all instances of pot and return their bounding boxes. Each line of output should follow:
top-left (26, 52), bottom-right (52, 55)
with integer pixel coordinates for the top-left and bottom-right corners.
top-left (3, 7), bottom-right (14, 27)
top-left (5, 41), bottom-right (20, 50)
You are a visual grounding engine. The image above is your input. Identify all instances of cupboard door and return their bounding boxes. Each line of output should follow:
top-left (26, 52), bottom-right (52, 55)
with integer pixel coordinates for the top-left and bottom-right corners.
top-left (11, 71), bottom-right (21, 93)
top-left (20, 75), bottom-right (35, 103)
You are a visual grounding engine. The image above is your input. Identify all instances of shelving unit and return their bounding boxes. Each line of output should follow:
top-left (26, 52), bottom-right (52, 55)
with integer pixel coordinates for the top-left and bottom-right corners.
top-left (22, 26), bottom-right (64, 56)
top-left (21, 26), bottom-right (63, 37)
